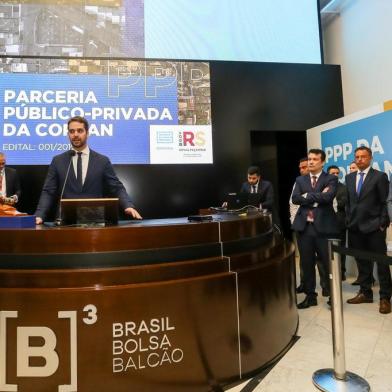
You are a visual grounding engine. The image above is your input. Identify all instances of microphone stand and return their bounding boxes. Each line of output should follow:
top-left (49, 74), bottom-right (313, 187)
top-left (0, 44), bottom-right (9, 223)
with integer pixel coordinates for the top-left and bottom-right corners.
top-left (55, 150), bottom-right (76, 226)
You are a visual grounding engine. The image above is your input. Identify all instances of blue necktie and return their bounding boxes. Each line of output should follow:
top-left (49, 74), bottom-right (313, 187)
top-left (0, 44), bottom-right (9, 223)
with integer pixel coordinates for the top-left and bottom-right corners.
top-left (77, 152), bottom-right (83, 191)
top-left (357, 172), bottom-right (364, 195)
top-left (252, 185), bottom-right (256, 193)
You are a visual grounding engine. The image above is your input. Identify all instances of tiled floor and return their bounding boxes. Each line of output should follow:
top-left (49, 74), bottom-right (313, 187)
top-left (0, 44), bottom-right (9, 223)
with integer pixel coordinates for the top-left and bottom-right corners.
top-left (227, 273), bottom-right (392, 392)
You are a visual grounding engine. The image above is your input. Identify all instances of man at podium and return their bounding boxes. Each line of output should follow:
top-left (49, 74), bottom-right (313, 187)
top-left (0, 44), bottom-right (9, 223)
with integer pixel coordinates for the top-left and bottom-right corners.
top-left (35, 116), bottom-right (142, 224)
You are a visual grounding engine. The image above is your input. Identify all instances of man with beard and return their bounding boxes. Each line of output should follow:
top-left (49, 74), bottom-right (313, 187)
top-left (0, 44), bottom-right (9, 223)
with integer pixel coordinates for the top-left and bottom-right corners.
top-left (35, 116), bottom-right (141, 224)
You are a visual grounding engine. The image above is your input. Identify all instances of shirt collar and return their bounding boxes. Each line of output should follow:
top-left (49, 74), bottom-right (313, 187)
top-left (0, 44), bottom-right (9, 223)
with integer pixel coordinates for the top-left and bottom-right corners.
top-left (72, 146), bottom-right (90, 156)
top-left (358, 166), bottom-right (370, 175)
top-left (310, 170), bottom-right (322, 180)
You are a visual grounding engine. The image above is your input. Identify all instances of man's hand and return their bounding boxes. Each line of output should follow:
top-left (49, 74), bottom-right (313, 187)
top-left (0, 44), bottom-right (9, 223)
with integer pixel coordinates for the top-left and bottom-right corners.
top-left (0, 195), bottom-right (16, 205)
top-left (322, 187), bottom-right (329, 193)
top-left (35, 217), bottom-right (43, 225)
top-left (124, 207), bottom-right (142, 220)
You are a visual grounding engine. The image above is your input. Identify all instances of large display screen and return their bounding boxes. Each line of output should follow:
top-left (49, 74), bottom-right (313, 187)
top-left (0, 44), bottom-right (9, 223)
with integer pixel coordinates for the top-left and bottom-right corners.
top-left (144, 0), bottom-right (322, 63)
top-left (0, 58), bottom-right (212, 165)
top-left (0, 0), bottom-right (321, 64)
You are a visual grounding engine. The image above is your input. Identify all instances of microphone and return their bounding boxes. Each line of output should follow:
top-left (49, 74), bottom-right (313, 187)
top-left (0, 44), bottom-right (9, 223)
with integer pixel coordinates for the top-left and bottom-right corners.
top-left (55, 150), bottom-right (76, 226)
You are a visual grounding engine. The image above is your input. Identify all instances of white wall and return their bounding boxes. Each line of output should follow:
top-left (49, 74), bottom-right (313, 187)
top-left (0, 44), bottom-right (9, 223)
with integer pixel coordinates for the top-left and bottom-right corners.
top-left (323, 0), bottom-right (392, 115)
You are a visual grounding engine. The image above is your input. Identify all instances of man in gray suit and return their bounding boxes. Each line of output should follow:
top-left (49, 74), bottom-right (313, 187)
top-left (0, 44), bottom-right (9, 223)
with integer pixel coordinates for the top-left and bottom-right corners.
top-left (35, 116), bottom-right (142, 224)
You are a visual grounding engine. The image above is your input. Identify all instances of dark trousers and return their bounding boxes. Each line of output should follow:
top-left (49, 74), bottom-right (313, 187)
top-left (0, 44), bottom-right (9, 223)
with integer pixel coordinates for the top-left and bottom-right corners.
top-left (297, 224), bottom-right (330, 298)
top-left (348, 229), bottom-right (391, 300)
top-left (297, 253), bottom-right (329, 291)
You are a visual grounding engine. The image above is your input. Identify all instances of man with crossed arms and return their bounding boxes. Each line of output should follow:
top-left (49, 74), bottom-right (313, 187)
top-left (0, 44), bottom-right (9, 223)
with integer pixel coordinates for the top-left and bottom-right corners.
top-left (292, 149), bottom-right (338, 309)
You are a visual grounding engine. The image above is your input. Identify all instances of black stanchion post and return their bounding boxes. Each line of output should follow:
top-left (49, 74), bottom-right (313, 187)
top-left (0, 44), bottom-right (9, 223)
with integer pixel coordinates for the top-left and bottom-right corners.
top-left (312, 239), bottom-right (370, 392)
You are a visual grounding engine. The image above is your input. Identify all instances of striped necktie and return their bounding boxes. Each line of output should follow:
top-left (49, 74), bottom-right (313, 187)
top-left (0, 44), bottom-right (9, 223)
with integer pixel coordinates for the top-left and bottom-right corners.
top-left (311, 175), bottom-right (317, 188)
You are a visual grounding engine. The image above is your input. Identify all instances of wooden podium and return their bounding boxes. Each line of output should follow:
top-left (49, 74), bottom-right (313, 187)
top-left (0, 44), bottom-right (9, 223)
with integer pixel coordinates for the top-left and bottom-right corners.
top-left (0, 213), bottom-right (296, 392)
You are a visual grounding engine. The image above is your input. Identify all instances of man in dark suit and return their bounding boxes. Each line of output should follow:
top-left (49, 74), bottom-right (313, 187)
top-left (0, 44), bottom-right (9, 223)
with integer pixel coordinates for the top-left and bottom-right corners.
top-left (327, 165), bottom-right (347, 280)
top-left (240, 166), bottom-right (274, 212)
top-left (345, 146), bottom-right (391, 314)
top-left (292, 158), bottom-right (329, 296)
top-left (0, 152), bottom-right (21, 205)
top-left (35, 116), bottom-right (142, 224)
top-left (292, 149), bottom-right (338, 309)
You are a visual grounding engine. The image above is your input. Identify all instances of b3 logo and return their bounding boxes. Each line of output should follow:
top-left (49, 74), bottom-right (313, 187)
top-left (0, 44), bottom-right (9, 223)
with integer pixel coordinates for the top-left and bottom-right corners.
top-left (0, 305), bottom-right (97, 392)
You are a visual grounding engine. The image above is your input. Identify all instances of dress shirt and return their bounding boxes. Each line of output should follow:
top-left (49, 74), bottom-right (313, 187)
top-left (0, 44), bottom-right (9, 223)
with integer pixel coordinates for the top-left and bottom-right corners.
top-left (72, 146), bottom-right (90, 185)
top-left (355, 165), bottom-right (370, 190)
top-left (309, 171), bottom-right (322, 185)
top-left (302, 171), bottom-right (322, 199)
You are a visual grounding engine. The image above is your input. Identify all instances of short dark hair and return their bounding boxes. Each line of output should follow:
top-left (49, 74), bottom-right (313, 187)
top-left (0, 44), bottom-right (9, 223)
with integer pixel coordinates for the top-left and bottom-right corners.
top-left (308, 148), bottom-right (326, 162)
top-left (299, 157), bottom-right (308, 163)
top-left (247, 166), bottom-right (261, 176)
top-left (327, 165), bottom-right (339, 173)
top-left (355, 146), bottom-right (372, 156)
top-left (67, 116), bottom-right (89, 132)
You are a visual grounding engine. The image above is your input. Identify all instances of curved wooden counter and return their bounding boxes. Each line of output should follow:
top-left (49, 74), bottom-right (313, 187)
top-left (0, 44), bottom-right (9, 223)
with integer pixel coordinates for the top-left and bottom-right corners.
top-left (0, 212), bottom-right (297, 392)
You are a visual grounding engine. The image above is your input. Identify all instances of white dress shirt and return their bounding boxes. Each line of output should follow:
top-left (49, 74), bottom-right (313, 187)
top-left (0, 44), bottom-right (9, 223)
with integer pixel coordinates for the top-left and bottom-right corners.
top-left (355, 165), bottom-right (370, 190)
top-left (251, 182), bottom-right (259, 193)
top-left (72, 146), bottom-right (90, 185)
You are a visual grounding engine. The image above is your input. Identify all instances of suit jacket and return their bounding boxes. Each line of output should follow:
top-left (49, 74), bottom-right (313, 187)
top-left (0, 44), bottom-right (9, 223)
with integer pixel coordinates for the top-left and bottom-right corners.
top-left (35, 149), bottom-right (134, 220)
top-left (240, 180), bottom-right (273, 211)
top-left (335, 182), bottom-right (347, 231)
top-left (388, 178), bottom-right (392, 222)
top-left (345, 168), bottom-right (389, 233)
top-left (4, 167), bottom-right (21, 200)
top-left (292, 171), bottom-right (338, 234)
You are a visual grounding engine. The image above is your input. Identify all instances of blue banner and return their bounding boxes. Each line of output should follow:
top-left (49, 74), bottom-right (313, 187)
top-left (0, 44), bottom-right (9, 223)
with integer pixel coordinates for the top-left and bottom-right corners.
top-left (1, 74), bottom-right (178, 164)
top-left (321, 110), bottom-right (392, 179)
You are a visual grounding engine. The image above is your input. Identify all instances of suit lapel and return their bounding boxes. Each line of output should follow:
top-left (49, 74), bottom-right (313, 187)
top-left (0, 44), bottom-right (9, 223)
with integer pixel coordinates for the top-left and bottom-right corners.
top-left (257, 181), bottom-right (264, 194)
top-left (308, 172), bottom-right (326, 192)
top-left (69, 157), bottom-right (77, 184)
top-left (82, 150), bottom-right (94, 190)
top-left (313, 172), bottom-right (326, 191)
top-left (358, 168), bottom-right (375, 200)
top-left (346, 173), bottom-right (357, 199)
top-left (303, 174), bottom-right (312, 192)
